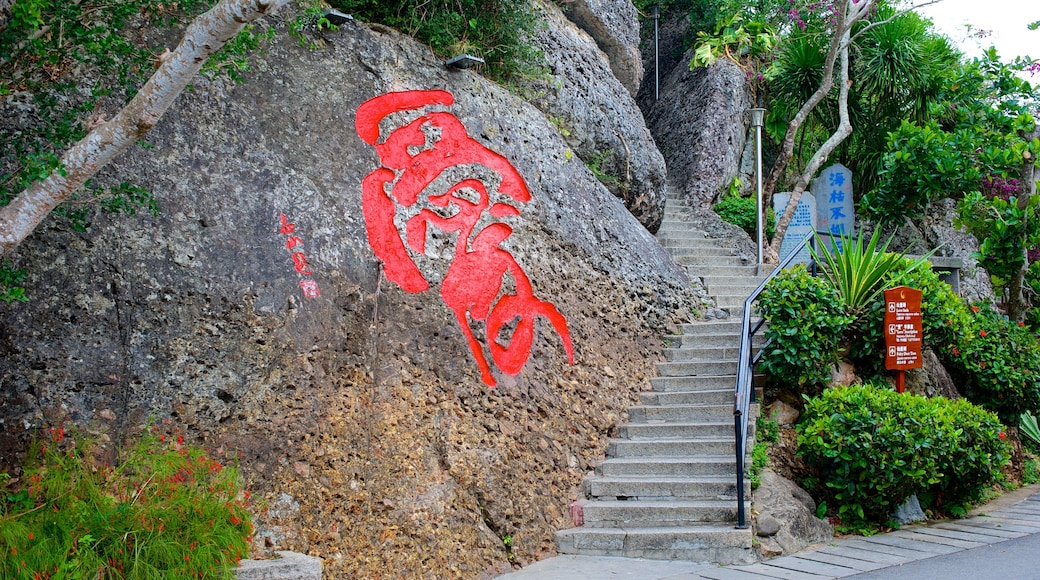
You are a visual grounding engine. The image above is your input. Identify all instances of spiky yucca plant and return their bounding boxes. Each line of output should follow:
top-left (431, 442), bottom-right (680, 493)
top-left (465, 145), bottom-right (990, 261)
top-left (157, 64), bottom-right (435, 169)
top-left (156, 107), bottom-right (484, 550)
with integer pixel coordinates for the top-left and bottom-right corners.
top-left (810, 229), bottom-right (932, 317)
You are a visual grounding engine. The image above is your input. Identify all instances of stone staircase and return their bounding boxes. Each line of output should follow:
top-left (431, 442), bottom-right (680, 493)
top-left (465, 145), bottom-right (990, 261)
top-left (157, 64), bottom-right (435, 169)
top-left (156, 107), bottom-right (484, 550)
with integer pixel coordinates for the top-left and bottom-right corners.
top-left (555, 190), bottom-right (768, 565)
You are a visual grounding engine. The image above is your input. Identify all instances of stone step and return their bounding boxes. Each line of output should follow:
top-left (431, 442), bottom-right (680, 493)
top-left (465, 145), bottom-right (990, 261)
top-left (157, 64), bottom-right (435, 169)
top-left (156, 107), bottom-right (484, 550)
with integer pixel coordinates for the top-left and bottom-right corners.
top-left (628, 404), bottom-right (732, 423)
top-left (619, 421), bottom-right (733, 440)
top-left (662, 345), bottom-right (760, 361)
top-left (658, 234), bottom-right (721, 244)
top-left (584, 475), bottom-right (747, 500)
top-left (649, 375), bottom-right (737, 392)
top-left (714, 295), bottom-right (752, 309)
top-left (701, 274), bottom-right (772, 288)
top-left (664, 246), bottom-right (739, 257)
top-left (664, 333), bottom-right (763, 349)
top-left (676, 257), bottom-right (751, 270)
top-left (686, 264), bottom-right (761, 277)
top-left (656, 360), bottom-right (738, 377)
top-left (579, 499), bottom-right (744, 528)
top-left (656, 229), bottom-right (712, 239)
top-left (679, 321), bottom-right (746, 335)
top-left (607, 438), bottom-right (736, 458)
top-left (596, 456), bottom-right (737, 477)
top-left (640, 389), bottom-right (733, 406)
top-left (555, 526), bottom-right (756, 565)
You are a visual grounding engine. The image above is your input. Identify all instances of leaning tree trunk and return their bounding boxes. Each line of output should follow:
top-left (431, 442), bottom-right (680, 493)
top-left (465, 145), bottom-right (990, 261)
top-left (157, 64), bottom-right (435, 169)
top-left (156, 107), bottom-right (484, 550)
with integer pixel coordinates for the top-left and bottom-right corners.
top-left (1007, 133), bottom-right (1040, 322)
top-left (764, 0), bottom-right (864, 263)
top-left (0, 0), bottom-right (293, 259)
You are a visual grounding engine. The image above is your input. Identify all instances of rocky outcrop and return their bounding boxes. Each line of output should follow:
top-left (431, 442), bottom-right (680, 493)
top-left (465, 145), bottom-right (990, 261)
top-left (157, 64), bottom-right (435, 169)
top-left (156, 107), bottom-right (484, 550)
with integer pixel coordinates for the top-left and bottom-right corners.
top-left (0, 13), bottom-right (705, 579)
top-left (528, 1), bottom-right (668, 233)
top-left (871, 198), bottom-right (993, 302)
top-left (560, 0), bottom-right (644, 95)
top-left (753, 469), bottom-right (834, 558)
top-left (646, 58), bottom-right (751, 211)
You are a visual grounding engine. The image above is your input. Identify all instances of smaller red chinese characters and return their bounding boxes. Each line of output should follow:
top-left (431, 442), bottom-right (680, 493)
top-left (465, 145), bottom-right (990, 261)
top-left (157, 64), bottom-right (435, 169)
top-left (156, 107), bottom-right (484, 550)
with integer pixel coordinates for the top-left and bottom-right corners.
top-left (279, 213), bottom-right (321, 299)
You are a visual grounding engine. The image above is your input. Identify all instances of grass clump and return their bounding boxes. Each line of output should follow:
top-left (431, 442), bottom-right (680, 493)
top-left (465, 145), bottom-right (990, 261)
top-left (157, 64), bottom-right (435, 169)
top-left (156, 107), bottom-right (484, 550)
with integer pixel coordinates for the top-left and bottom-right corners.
top-left (0, 424), bottom-right (253, 579)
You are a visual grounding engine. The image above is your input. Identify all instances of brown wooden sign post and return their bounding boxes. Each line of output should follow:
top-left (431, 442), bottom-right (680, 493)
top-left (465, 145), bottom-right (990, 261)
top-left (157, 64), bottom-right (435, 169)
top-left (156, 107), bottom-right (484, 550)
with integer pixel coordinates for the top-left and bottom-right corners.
top-left (884, 286), bottom-right (923, 392)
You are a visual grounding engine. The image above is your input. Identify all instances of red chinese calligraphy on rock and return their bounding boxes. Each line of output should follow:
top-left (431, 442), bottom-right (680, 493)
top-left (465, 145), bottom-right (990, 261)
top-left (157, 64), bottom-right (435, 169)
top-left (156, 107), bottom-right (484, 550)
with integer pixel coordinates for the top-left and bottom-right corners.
top-left (279, 213), bottom-right (321, 299)
top-left (356, 90), bottom-right (574, 387)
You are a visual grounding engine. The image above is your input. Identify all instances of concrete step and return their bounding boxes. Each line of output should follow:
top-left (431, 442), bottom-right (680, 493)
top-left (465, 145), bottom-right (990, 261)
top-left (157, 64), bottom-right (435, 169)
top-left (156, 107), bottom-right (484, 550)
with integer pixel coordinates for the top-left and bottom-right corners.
top-left (686, 264), bottom-right (761, 277)
top-left (596, 456), bottom-right (737, 477)
top-left (584, 475), bottom-right (747, 500)
top-left (714, 295), bottom-right (753, 309)
top-left (650, 375), bottom-right (737, 392)
top-left (628, 404), bottom-right (732, 423)
top-left (640, 389), bottom-right (733, 406)
top-left (678, 259), bottom-right (751, 271)
top-left (607, 438), bottom-right (736, 457)
top-left (579, 499), bottom-right (744, 528)
top-left (656, 230), bottom-right (712, 240)
top-left (619, 421), bottom-right (733, 440)
top-left (656, 360), bottom-right (738, 377)
top-left (701, 274), bottom-right (772, 289)
top-left (555, 526), bottom-right (756, 564)
top-left (663, 333), bottom-right (763, 349)
top-left (679, 321), bottom-right (746, 335)
top-left (664, 246), bottom-right (739, 257)
top-left (662, 345), bottom-right (761, 361)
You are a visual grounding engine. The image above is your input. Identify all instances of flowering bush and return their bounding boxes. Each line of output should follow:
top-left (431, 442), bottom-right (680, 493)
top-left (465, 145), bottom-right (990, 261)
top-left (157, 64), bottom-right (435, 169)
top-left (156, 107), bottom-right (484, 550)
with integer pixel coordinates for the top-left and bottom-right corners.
top-left (945, 303), bottom-right (1040, 424)
top-left (0, 424), bottom-right (252, 579)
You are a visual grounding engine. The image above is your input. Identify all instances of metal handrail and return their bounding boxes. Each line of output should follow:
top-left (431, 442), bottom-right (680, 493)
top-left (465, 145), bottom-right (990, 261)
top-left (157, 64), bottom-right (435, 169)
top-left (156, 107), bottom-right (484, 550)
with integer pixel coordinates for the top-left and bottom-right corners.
top-left (733, 231), bottom-right (819, 529)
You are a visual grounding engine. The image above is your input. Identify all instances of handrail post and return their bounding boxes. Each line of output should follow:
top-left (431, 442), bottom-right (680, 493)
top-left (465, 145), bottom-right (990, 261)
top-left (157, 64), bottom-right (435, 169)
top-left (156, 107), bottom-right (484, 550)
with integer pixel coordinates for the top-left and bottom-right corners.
top-left (734, 408), bottom-right (747, 529)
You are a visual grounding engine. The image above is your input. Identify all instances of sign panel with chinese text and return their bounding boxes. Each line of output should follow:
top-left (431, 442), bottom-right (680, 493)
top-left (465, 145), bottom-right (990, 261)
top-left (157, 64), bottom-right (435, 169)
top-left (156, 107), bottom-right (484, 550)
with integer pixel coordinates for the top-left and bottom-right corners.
top-left (884, 286), bottom-right (923, 371)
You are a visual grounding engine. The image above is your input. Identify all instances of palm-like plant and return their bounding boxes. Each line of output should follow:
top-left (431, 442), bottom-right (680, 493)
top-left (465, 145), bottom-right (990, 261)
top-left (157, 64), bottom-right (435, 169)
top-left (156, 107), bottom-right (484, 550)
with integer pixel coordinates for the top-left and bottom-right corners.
top-left (810, 229), bottom-right (933, 316)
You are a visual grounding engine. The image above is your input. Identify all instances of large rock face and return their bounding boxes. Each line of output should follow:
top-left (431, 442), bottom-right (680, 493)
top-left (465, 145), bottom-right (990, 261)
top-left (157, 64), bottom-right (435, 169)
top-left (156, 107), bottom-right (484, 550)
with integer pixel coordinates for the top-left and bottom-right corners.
top-left (646, 57), bottom-right (751, 210)
top-left (529, 1), bottom-right (667, 232)
top-left (559, 0), bottom-right (644, 95)
top-left (0, 14), bottom-right (703, 579)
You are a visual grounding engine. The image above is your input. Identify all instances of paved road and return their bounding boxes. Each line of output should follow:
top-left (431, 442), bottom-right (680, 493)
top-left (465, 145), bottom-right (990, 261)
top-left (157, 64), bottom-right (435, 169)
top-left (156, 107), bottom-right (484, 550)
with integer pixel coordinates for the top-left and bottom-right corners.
top-left (499, 485), bottom-right (1040, 579)
top-left (847, 531), bottom-right (1040, 579)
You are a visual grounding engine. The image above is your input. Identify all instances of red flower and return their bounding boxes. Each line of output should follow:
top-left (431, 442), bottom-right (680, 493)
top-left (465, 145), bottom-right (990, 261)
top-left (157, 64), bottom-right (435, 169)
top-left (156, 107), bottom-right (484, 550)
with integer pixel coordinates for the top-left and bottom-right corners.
top-left (1000, 431), bottom-right (1007, 441)
top-left (972, 305), bottom-right (981, 313)
top-left (27, 533), bottom-right (33, 541)
top-left (1019, 321), bottom-right (1026, 327)
top-left (980, 330), bottom-right (988, 337)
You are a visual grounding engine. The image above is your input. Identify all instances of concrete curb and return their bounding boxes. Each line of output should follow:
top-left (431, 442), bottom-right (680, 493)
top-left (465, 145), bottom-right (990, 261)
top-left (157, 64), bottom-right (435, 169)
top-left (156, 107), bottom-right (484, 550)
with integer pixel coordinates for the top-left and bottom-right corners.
top-left (236, 551), bottom-right (322, 579)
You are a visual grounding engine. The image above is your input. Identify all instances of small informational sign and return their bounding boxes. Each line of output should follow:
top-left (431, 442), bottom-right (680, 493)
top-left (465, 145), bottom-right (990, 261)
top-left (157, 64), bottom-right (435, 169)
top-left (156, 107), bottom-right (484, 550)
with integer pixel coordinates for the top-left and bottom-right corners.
top-left (774, 192), bottom-right (816, 264)
top-left (813, 163), bottom-right (854, 251)
top-left (884, 286), bottom-right (923, 372)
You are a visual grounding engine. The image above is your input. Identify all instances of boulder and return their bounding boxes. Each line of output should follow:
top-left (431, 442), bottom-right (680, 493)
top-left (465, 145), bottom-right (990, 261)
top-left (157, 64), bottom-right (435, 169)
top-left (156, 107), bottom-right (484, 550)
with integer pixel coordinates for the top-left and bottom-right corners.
top-left (645, 58), bottom-right (751, 211)
top-left (560, 0), bottom-right (644, 95)
top-left (0, 15), bottom-right (706, 578)
top-left (765, 401), bottom-right (800, 426)
top-left (528, 1), bottom-right (668, 232)
top-left (753, 469), bottom-right (834, 557)
top-left (907, 348), bottom-right (961, 399)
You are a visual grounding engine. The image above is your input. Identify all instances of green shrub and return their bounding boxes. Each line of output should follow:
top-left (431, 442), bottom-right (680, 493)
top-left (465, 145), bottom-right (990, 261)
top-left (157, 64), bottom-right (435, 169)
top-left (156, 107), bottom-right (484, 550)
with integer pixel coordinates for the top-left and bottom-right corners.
top-left (932, 398), bottom-right (1011, 511)
top-left (946, 304), bottom-right (1040, 424)
top-left (798, 383), bottom-right (1009, 530)
top-left (758, 265), bottom-right (853, 395)
top-left (329, 0), bottom-right (545, 82)
top-left (714, 190), bottom-right (775, 240)
top-left (0, 425), bottom-right (253, 579)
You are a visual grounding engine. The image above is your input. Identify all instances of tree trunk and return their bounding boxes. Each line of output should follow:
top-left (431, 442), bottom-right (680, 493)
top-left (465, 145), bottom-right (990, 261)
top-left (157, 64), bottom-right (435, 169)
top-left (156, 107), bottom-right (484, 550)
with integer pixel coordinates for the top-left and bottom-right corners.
top-left (1007, 134), bottom-right (1039, 322)
top-left (0, 0), bottom-right (293, 259)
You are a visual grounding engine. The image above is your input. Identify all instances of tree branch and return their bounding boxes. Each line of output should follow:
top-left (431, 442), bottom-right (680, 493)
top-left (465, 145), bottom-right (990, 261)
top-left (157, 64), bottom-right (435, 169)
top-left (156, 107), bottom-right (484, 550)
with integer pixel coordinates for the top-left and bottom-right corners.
top-left (0, 0), bottom-right (293, 259)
